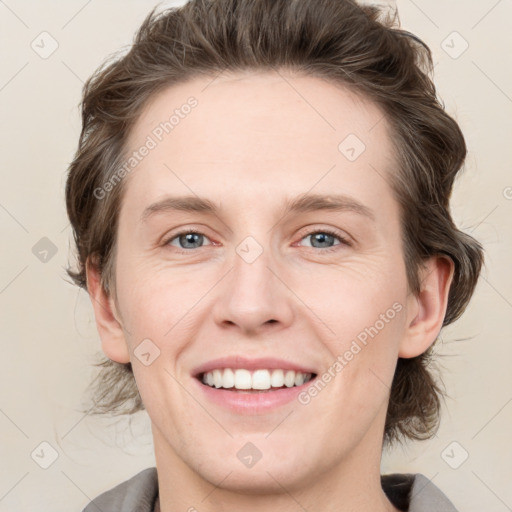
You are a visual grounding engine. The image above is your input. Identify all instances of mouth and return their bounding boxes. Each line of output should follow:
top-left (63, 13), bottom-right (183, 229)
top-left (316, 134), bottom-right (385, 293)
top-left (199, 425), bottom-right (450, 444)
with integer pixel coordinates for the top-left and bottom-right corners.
top-left (196, 368), bottom-right (318, 393)
top-left (191, 356), bottom-right (320, 412)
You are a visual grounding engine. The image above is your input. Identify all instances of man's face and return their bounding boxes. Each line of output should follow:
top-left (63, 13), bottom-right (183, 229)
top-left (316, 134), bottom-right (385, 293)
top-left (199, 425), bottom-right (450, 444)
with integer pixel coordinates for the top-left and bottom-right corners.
top-left (111, 71), bottom-right (414, 491)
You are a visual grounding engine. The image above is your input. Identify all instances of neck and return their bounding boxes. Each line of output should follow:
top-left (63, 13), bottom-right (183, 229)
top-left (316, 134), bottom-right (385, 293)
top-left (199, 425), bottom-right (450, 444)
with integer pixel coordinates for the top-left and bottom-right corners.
top-left (152, 415), bottom-right (400, 512)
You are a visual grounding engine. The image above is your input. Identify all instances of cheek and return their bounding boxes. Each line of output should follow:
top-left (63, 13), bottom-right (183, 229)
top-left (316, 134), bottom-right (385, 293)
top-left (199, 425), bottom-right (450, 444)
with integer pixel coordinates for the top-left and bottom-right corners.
top-left (296, 261), bottom-right (406, 395)
top-left (294, 256), bottom-right (406, 337)
top-left (311, 308), bottom-right (404, 434)
top-left (114, 257), bottom-right (204, 337)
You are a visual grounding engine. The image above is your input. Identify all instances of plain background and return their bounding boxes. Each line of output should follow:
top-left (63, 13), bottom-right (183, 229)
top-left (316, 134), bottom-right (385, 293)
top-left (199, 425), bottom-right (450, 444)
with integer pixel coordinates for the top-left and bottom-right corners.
top-left (1, 0), bottom-right (511, 510)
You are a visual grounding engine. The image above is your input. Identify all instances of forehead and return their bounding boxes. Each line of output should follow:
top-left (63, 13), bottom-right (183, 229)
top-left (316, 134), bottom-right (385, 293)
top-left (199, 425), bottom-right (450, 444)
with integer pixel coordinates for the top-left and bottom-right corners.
top-left (121, 70), bottom-right (396, 216)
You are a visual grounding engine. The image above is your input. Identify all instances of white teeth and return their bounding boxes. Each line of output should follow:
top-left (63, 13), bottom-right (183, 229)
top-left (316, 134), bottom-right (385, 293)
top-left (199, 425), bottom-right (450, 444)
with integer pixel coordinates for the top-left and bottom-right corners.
top-left (222, 368), bottom-right (235, 388)
top-left (270, 369), bottom-right (284, 388)
top-left (294, 372), bottom-right (305, 386)
top-left (200, 368), bottom-right (314, 390)
top-left (213, 369), bottom-right (223, 388)
top-left (252, 369), bottom-right (271, 390)
top-left (284, 370), bottom-right (295, 388)
top-left (234, 369), bottom-right (252, 389)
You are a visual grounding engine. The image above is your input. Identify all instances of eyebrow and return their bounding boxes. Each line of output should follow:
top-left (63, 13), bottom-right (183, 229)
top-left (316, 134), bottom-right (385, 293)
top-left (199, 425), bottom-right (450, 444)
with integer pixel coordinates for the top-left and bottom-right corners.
top-left (140, 193), bottom-right (375, 223)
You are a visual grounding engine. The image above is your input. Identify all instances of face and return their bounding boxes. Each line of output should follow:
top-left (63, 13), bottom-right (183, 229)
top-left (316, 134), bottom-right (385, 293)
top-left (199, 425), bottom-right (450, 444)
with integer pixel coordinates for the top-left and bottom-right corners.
top-left (109, 71), bottom-right (416, 492)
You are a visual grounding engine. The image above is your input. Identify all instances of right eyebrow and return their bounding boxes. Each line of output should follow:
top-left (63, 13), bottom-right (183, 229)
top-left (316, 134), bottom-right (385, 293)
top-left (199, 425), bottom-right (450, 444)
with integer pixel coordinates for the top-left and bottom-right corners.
top-left (141, 195), bottom-right (218, 223)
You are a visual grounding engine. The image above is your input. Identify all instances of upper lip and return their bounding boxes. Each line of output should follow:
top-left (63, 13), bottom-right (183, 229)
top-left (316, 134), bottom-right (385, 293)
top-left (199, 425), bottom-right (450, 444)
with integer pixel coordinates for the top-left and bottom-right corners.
top-left (192, 356), bottom-right (318, 378)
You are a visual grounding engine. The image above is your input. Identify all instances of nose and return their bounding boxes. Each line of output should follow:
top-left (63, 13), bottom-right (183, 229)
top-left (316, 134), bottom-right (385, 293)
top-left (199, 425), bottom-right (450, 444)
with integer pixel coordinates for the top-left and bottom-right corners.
top-left (212, 242), bottom-right (295, 336)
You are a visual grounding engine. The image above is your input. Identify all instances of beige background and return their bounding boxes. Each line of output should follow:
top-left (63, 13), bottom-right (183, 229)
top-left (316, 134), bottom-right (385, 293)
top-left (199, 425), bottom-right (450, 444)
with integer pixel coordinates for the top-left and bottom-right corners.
top-left (1, 0), bottom-right (511, 510)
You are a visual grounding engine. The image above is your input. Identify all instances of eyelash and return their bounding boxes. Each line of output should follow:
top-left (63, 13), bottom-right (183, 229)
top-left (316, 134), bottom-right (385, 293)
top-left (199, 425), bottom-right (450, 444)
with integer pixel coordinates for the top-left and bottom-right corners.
top-left (163, 228), bottom-right (351, 254)
top-left (301, 228), bottom-right (352, 252)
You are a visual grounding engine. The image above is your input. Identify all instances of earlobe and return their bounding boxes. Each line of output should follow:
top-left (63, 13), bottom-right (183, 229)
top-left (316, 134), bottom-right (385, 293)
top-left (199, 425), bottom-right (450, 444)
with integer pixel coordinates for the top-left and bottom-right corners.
top-left (398, 255), bottom-right (455, 358)
top-left (86, 258), bottom-right (131, 364)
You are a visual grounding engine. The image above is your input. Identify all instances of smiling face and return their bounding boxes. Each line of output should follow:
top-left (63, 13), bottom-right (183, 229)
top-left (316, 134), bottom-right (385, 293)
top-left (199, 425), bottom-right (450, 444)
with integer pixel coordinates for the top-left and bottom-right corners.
top-left (87, 70), bottom-right (449, 499)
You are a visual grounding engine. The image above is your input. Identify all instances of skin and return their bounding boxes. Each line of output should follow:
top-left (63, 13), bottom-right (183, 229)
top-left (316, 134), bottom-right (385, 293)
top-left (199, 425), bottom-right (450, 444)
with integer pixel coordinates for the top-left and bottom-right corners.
top-left (87, 70), bottom-right (454, 512)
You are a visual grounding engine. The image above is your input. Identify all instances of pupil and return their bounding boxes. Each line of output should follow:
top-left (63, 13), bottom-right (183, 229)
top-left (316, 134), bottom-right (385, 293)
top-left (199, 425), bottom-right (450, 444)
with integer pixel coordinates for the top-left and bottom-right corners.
top-left (313, 233), bottom-right (333, 248)
top-left (181, 233), bottom-right (202, 248)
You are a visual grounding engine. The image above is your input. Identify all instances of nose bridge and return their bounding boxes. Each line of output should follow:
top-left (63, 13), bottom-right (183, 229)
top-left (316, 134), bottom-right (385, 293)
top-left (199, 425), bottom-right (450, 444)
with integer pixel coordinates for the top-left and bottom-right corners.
top-left (213, 232), bottom-right (294, 333)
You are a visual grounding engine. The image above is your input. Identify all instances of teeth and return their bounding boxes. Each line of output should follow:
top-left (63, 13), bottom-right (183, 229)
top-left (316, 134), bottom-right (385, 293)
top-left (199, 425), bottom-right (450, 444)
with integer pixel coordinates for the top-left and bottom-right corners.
top-left (222, 368), bottom-right (235, 388)
top-left (271, 369), bottom-right (284, 387)
top-left (294, 372), bottom-right (305, 386)
top-left (284, 370), bottom-right (295, 388)
top-left (213, 369), bottom-right (223, 388)
top-left (201, 369), bottom-right (313, 390)
top-left (234, 369), bottom-right (252, 389)
top-left (251, 369), bottom-right (269, 390)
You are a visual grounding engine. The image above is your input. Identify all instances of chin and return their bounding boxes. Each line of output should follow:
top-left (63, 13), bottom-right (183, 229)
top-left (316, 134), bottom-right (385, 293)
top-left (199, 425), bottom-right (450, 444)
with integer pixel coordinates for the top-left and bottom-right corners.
top-left (201, 460), bottom-right (311, 495)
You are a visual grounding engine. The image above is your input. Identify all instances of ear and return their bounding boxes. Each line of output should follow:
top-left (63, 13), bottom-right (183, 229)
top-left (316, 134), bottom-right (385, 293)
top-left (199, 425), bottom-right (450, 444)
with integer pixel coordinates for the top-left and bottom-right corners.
top-left (399, 255), bottom-right (455, 358)
top-left (86, 258), bottom-right (130, 364)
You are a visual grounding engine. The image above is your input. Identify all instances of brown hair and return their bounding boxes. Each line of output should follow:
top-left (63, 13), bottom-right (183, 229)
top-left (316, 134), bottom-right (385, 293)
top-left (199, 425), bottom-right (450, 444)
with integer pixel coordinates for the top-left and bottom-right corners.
top-left (65, 0), bottom-right (484, 447)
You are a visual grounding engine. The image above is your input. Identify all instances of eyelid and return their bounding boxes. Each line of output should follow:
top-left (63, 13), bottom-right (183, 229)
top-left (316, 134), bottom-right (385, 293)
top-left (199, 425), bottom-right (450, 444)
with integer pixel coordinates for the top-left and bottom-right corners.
top-left (296, 224), bottom-right (353, 245)
top-left (295, 228), bottom-right (352, 253)
top-left (164, 229), bottom-right (214, 247)
top-left (162, 225), bottom-right (353, 252)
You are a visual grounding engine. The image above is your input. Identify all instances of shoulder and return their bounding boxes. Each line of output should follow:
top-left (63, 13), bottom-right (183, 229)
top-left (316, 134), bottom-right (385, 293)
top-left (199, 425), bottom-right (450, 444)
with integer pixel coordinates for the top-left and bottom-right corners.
top-left (409, 473), bottom-right (459, 512)
top-left (382, 473), bottom-right (458, 512)
top-left (82, 467), bottom-right (158, 512)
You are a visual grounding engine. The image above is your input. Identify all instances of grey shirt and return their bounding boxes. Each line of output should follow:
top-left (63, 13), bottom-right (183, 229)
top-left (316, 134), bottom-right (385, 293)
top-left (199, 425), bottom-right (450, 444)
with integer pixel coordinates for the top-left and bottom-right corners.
top-left (82, 467), bottom-right (458, 511)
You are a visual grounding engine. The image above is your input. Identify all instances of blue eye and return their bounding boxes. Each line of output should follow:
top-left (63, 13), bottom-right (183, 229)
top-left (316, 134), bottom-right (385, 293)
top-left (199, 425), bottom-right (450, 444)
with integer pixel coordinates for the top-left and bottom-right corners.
top-left (166, 230), bottom-right (213, 250)
top-left (164, 228), bottom-right (350, 253)
top-left (299, 229), bottom-right (350, 252)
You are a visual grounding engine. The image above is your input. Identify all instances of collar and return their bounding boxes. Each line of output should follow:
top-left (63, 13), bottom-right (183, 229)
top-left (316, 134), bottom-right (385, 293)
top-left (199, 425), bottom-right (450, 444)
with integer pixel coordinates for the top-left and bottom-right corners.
top-left (83, 467), bottom-right (458, 511)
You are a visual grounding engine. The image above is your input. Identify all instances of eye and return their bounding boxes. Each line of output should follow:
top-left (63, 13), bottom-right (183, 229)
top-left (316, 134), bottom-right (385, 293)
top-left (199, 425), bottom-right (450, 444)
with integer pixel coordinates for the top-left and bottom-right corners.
top-left (163, 228), bottom-right (351, 253)
top-left (165, 230), bottom-right (213, 251)
top-left (298, 229), bottom-right (351, 252)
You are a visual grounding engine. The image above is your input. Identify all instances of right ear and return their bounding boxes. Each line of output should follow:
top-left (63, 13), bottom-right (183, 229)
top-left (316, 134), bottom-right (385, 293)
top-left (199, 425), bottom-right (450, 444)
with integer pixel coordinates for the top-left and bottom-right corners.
top-left (86, 258), bottom-right (130, 364)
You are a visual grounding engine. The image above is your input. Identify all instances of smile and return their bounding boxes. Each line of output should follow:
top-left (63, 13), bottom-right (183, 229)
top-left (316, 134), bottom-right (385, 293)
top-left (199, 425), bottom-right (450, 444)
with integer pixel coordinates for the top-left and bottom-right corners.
top-left (200, 368), bottom-right (316, 391)
top-left (192, 356), bottom-right (320, 412)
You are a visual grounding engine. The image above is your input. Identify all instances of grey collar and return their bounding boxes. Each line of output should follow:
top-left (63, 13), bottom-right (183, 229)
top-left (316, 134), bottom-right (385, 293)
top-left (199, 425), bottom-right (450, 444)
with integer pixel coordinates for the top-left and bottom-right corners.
top-left (83, 467), bottom-right (458, 512)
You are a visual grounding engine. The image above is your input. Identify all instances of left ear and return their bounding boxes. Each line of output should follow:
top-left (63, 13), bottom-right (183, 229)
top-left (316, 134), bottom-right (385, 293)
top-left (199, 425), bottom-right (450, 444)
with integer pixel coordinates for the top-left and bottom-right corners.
top-left (399, 255), bottom-right (455, 358)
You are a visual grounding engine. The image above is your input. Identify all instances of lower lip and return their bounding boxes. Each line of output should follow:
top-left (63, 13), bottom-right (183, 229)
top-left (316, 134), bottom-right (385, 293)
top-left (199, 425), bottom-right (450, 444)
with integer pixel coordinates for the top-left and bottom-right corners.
top-left (193, 377), bottom-right (317, 414)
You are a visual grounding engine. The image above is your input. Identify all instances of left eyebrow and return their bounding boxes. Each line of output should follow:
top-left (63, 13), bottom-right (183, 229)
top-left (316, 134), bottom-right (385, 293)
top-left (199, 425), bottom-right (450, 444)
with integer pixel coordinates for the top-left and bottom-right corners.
top-left (140, 192), bottom-right (375, 223)
top-left (283, 193), bottom-right (375, 221)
